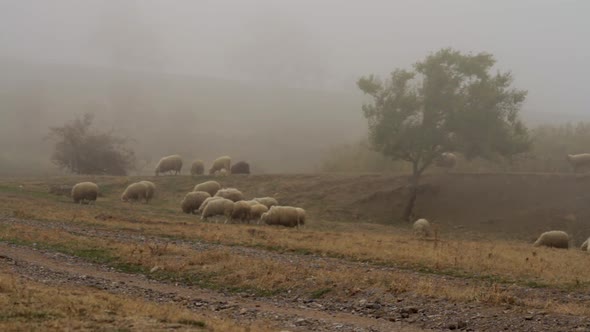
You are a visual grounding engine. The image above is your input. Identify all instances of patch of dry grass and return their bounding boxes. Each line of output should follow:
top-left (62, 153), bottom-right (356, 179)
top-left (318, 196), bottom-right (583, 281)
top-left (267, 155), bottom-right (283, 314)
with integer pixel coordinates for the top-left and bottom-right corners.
top-left (4, 176), bottom-right (590, 320)
top-left (0, 267), bottom-right (275, 332)
top-left (4, 222), bottom-right (590, 318)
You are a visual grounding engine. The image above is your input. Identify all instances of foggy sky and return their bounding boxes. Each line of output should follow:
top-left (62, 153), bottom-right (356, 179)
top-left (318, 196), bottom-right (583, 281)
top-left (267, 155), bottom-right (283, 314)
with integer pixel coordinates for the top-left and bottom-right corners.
top-left (1, 0), bottom-right (589, 116)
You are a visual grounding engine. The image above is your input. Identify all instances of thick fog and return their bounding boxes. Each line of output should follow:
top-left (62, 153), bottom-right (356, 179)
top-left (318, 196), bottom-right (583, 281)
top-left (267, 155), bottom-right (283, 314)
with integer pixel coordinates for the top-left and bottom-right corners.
top-left (1, 1), bottom-right (589, 174)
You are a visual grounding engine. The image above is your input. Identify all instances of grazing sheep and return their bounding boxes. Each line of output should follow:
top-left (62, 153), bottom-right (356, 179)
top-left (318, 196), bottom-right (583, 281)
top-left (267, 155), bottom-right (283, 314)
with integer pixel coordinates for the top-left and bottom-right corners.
top-left (250, 203), bottom-right (268, 222)
top-left (121, 182), bottom-right (149, 203)
top-left (193, 180), bottom-right (221, 197)
top-left (412, 218), bottom-right (431, 237)
top-left (253, 197), bottom-right (279, 209)
top-left (201, 197), bottom-right (234, 220)
top-left (139, 181), bottom-right (156, 203)
top-left (435, 152), bottom-right (457, 170)
top-left (155, 154), bottom-right (183, 176)
top-left (230, 161), bottom-right (250, 174)
top-left (209, 156), bottom-right (231, 175)
top-left (216, 168), bottom-right (228, 177)
top-left (581, 237), bottom-right (590, 252)
top-left (566, 154), bottom-right (590, 173)
top-left (215, 188), bottom-right (244, 202)
top-left (533, 230), bottom-right (570, 249)
top-left (190, 160), bottom-right (205, 176)
top-left (261, 206), bottom-right (302, 228)
top-left (230, 201), bottom-right (252, 223)
top-left (295, 207), bottom-right (306, 226)
top-left (198, 196), bottom-right (224, 213)
top-left (181, 191), bottom-right (211, 214)
top-left (71, 182), bottom-right (99, 204)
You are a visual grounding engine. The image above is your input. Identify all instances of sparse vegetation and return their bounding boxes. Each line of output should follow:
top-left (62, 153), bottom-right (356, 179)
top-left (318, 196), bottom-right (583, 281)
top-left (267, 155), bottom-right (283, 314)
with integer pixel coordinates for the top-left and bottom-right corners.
top-left (47, 113), bottom-right (136, 176)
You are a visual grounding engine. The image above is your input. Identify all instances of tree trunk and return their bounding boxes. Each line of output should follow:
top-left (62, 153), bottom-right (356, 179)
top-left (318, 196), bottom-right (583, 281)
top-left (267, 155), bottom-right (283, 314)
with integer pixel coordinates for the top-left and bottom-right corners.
top-left (401, 163), bottom-right (421, 222)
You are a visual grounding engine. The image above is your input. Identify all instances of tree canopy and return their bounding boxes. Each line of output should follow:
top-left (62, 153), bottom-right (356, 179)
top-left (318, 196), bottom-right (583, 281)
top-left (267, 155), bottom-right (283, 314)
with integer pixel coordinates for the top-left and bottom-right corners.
top-left (47, 113), bottom-right (136, 175)
top-left (358, 48), bottom-right (530, 179)
top-left (358, 48), bottom-right (531, 220)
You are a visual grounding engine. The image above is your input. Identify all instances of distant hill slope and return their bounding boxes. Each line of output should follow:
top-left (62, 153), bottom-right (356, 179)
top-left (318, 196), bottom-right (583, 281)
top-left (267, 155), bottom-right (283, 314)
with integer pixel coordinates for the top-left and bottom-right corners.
top-left (0, 60), bottom-right (364, 175)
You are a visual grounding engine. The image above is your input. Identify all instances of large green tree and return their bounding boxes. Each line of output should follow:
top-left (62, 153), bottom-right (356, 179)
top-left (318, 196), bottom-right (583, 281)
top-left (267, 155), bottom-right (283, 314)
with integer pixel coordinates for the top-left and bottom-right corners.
top-left (358, 48), bottom-right (531, 220)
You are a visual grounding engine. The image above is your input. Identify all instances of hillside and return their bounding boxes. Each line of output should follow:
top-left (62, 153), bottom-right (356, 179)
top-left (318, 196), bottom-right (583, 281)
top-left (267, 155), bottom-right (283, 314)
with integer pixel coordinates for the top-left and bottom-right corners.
top-left (3, 172), bottom-right (590, 331)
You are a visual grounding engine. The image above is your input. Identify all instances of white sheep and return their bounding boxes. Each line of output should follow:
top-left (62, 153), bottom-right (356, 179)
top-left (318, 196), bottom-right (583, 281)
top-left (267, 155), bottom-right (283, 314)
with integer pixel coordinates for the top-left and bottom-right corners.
top-left (138, 180), bottom-right (156, 203)
top-left (155, 154), bottom-right (183, 176)
top-left (413, 218), bottom-right (432, 237)
top-left (209, 156), bottom-right (231, 175)
top-left (71, 182), bottom-right (99, 204)
top-left (198, 196), bottom-right (224, 214)
top-left (261, 206), bottom-right (303, 228)
top-left (533, 230), bottom-right (570, 249)
top-left (566, 154), bottom-right (590, 173)
top-left (190, 160), bottom-right (205, 176)
top-left (201, 197), bottom-right (235, 221)
top-left (253, 197), bottom-right (279, 209)
top-left (580, 237), bottom-right (590, 252)
top-left (181, 191), bottom-right (211, 214)
top-left (230, 201), bottom-right (252, 223)
top-left (121, 182), bottom-right (149, 203)
top-left (193, 180), bottom-right (221, 197)
top-left (250, 203), bottom-right (269, 222)
top-left (215, 188), bottom-right (244, 202)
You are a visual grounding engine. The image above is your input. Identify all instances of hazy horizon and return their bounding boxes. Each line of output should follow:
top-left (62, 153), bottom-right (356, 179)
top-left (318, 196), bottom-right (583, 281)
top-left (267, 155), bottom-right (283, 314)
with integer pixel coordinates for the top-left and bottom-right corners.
top-left (1, 1), bottom-right (589, 175)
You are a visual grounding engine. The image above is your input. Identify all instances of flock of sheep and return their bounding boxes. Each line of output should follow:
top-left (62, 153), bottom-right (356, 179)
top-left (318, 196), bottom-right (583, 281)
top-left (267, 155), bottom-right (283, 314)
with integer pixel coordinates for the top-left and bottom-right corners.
top-left (70, 155), bottom-right (305, 228)
top-left (412, 218), bottom-right (590, 252)
top-left (69, 152), bottom-right (590, 242)
top-left (154, 155), bottom-right (250, 176)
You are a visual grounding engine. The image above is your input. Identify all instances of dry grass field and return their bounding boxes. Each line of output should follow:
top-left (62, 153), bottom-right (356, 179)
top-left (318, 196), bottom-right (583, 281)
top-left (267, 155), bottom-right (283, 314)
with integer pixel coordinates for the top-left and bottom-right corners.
top-left (2, 173), bottom-right (590, 331)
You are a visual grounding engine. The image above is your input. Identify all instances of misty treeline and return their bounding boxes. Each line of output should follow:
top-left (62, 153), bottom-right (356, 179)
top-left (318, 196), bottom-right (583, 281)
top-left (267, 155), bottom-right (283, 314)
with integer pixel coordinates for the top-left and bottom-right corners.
top-left (321, 122), bottom-right (590, 174)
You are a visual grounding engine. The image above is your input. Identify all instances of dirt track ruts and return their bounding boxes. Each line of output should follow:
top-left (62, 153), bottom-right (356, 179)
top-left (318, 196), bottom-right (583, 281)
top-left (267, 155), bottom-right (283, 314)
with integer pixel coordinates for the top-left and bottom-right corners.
top-left (2, 216), bottom-right (590, 332)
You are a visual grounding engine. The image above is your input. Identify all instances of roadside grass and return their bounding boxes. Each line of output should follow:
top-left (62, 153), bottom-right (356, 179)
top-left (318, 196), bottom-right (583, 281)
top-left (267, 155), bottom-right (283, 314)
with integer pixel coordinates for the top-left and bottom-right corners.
top-left (3, 189), bottom-right (590, 292)
top-left (0, 267), bottom-right (275, 332)
top-left (1, 222), bottom-right (590, 318)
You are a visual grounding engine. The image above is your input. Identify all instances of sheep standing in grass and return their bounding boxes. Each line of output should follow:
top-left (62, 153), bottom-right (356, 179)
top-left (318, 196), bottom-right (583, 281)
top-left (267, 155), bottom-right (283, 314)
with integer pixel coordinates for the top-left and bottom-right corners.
top-left (121, 182), bottom-right (149, 203)
top-left (413, 218), bottom-right (432, 237)
top-left (193, 180), bottom-right (221, 197)
top-left (209, 156), bottom-right (231, 175)
top-left (181, 191), bottom-right (211, 214)
top-left (201, 197), bottom-right (234, 220)
top-left (230, 201), bottom-right (252, 223)
top-left (198, 196), bottom-right (224, 214)
top-left (190, 160), bottom-right (205, 176)
top-left (155, 155), bottom-right (183, 176)
top-left (566, 154), bottom-right (590, 173)
top-left (533, 230), bottom-right (570, 249)
top-left (139, 181), bottom-right (156, 203)
top-left (295, 207), bottom-right (306, 226)
top-left (580, 237), bottom-right (590, 252)
top-left (71, 182), bottom-right (99, 204)
top-left (230, 161), bottom-right (250, 174)
top-left (250, 203), bottom-right (268, 222)
top-left (261, 206), bottom-right (303, 228)
top-left (253, 197), bottom-right (279, 209)
top-left (215, 188), bottom-right (244, 202)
